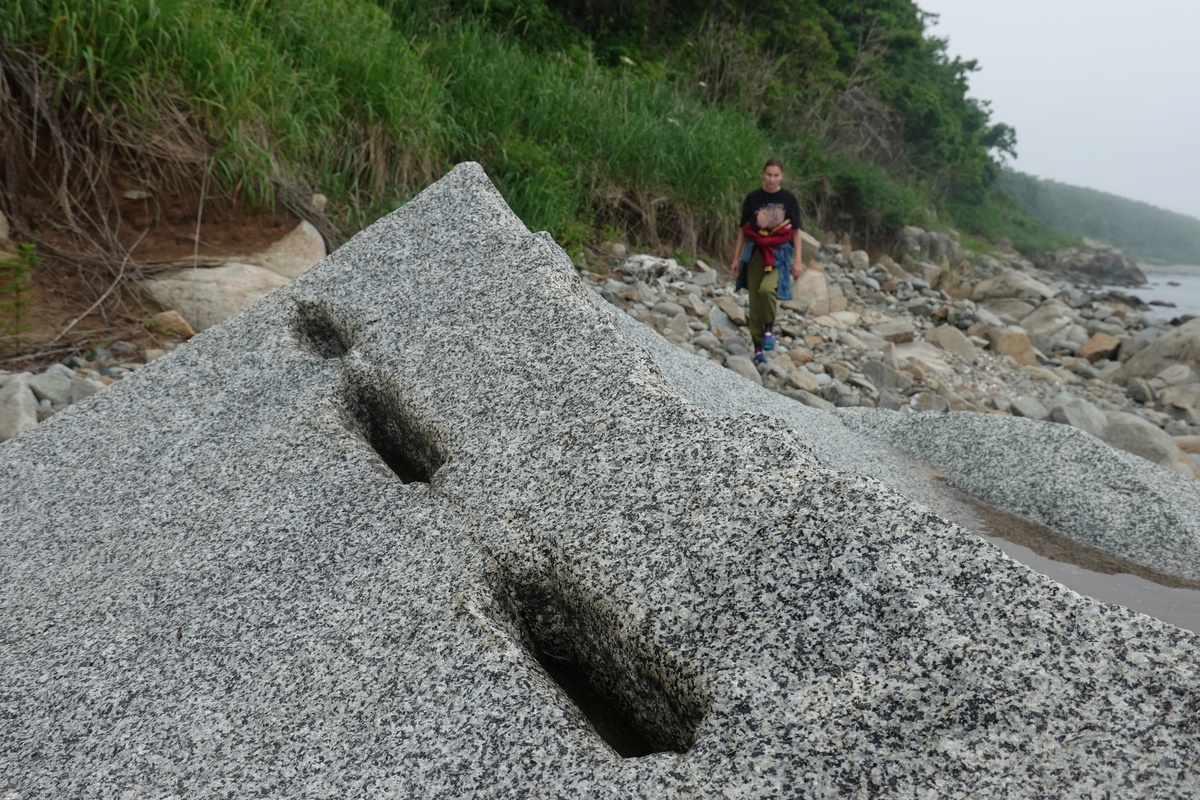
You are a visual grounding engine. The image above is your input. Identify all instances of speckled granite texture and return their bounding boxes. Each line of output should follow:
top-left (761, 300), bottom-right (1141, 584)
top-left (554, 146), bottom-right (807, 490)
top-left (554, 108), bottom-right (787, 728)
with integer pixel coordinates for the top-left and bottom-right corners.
top-left (2, 163), bottom-right (1199, 798)
top-left (835, 407), bottom-right (1200, 582)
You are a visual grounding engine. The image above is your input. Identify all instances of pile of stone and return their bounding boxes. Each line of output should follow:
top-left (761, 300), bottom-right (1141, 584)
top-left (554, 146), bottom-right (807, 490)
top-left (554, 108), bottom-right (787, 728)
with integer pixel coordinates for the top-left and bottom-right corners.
top-left (583, 236), bottom-right (1200, 476)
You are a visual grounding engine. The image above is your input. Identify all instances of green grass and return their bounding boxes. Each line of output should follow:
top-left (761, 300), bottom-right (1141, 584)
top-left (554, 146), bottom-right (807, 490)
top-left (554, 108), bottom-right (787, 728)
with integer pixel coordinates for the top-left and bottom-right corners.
top-left (420, 21), bottom-right (769, 254)
top-left (2, 0), bottom-right (776, 255)
top-left (1, 0), bottom-right (449, 231)
top-left (0, 0), bottom-right (1063, 265)
top-left (0, 243), bottom-right (41, 343)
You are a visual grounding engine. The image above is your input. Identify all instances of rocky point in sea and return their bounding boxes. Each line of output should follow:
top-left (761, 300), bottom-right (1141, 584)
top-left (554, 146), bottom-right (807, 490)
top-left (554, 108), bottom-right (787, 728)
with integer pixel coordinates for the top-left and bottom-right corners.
top-left (2, 162), bottom-right (1199, 798)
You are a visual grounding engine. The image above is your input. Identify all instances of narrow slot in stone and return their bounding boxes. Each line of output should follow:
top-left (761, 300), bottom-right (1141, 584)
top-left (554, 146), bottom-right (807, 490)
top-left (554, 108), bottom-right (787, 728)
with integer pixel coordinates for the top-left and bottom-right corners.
top-left (532, 644), bottom-right (660, 758)
top-left (340, 368), bottom-right (445, 484)
top-left (293, 299), bottom-right (357, 359)
top-left (500, 578), bottom-right (706, 758)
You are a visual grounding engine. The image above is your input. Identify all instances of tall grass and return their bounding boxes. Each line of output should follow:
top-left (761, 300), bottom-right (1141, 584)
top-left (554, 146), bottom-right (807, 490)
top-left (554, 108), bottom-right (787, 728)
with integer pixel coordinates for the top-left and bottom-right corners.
top-left (0, 0), bottom-right (949, 262)
top-left (204, 0), bottom-right (449, 224)
top-left (3, 0), bottom-right (773, 253)
top-left (421, 21), bottom-right (769, 254)
top-left (1, 0), bottom-right (449, 232)
top-left (0, 0), bottom-right (189, 108)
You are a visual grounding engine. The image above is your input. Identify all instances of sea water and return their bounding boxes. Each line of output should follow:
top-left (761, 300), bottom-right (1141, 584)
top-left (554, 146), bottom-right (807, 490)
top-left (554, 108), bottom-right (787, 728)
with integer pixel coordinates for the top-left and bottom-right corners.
top-left (1118, 264), bottom-right (1200, 320)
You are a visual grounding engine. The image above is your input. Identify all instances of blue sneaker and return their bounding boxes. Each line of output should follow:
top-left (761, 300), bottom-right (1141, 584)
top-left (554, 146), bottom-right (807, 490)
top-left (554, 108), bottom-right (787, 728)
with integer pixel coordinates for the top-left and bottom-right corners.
top-left (763, 329), bottom-right (776, 350)
top-left (753, 350), bottom-right (767, 365)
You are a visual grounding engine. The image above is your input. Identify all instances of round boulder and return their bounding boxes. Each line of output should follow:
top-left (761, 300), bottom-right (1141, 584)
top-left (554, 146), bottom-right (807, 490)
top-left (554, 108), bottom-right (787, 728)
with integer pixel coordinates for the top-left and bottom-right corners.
top-left (1124, 318), bottom-right (1200, 378)
top-left (1101, 411), bottom-right (1195, 476)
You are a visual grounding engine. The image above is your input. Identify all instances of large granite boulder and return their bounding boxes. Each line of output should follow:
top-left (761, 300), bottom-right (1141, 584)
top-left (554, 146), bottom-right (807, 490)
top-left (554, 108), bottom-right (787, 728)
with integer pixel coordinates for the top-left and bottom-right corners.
top-left (1161, 383), bottom-right (1200, 425)
top-left (786, 268), bottom-right (846, 316)
top-left (140, 260), bottom-right (291, 331)
top-left (1076, 331), bottom-right (1121, 362)
top-left (970, 269), bottom-right (1056, 303)
top-left (0, 372), bottom-right (38, 441)
top-left (1048, 394), bottom-right (1108, 439)
top-left (979, 296), bottom-right (1035, 324)
top-left (924, 324), bottom-right (978, 362)
top-left (244, 219), bottom-right (327, 279)
top-left (1019, 300), bottom-right (1089, 353)
top-left (1124, 317), bottom-right (1200, 378)
top-left (836, 408), bottom-right (1200, 577)
top-left (3, 164), bottom-right (1199, 798)
top-left (1101, 410), bottom-right (1197, 476)
top-left (978, 325), bottom-right (1038, 366)
top-left (894, 226), bottom-right (964, 269)
top-left (140, 221), bottom-right (328, 331)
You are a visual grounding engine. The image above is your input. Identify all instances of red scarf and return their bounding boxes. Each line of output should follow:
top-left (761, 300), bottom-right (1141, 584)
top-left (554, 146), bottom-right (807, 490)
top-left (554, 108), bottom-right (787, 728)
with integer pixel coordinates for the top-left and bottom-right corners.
top-left (741, 221), bottom-right (793, 268)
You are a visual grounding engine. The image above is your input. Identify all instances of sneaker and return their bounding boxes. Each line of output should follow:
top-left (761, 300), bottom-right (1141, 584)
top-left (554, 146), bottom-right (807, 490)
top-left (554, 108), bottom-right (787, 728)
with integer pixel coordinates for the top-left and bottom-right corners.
top-left (762, 329), bottom-right (776, 350)
top-left (753, 350), bottom-right (767, 365)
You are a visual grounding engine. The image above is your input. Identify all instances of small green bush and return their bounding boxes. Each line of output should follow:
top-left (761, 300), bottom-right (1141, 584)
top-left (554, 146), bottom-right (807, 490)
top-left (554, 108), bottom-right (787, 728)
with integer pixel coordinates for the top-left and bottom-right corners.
top-left (0, 243), bottom-right (41, 343)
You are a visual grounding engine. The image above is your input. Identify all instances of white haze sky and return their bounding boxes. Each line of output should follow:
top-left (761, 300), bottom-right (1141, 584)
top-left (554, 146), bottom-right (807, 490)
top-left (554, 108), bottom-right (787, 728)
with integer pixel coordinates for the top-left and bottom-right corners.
top-left (917, 0), bottom-right (1200, 222)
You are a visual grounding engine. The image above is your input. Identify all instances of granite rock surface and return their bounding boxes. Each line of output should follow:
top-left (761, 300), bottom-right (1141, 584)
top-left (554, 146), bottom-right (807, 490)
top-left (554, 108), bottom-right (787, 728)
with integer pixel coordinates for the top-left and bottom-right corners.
top-left (2, 163), bottom-right (1199, 798)
top-left (835, 407), bottom-right (1200, 581)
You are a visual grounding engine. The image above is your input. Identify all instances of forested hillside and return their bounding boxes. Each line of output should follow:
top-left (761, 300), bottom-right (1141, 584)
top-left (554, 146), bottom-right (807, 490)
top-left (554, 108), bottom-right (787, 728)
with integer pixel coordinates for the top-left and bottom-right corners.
top-left (996, 171), bottom-right (1200, 266)
top-left (0, 0), bottom-right (1071, 283)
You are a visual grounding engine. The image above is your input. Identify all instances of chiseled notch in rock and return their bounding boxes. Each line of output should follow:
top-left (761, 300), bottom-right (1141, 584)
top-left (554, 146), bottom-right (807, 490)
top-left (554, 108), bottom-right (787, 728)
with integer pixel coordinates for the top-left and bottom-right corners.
top-left (338, 366), bottom-right (446, 484)
top-left (496, 570), bottom-right (707, 758)
top-left (292, 298), bottom-right (359, 359)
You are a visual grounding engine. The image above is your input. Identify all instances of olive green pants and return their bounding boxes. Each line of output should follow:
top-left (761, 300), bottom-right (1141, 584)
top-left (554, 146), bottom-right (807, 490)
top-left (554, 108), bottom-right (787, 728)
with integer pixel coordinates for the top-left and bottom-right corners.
top-left (746, 250), bottom-right (778, 347)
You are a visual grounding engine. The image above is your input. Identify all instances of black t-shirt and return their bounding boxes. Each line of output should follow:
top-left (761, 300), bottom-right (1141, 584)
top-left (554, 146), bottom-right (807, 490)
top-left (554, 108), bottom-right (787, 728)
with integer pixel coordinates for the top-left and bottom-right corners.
top-left (740, 187), bottom-right (802, 233)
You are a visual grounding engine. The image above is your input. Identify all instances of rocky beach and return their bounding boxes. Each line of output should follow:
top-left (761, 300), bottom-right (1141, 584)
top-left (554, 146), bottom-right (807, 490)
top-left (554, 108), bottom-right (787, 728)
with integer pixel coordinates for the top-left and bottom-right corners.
top-left (8, 212), bottom-right (1200, 598)
top-left (7, 194), bottom-right (1200, 631)
top-left (10, 219), bottom-right (1200, 479)
top-left (586, 233), bottom-right (1200, 478)
top-left (3, 164), bottom-right (1199, 797)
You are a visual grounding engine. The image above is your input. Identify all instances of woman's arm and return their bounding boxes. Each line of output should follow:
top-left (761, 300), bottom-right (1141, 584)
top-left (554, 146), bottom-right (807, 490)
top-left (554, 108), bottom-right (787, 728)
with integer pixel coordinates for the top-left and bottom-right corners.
top-left (730, 228), bottom-right (746, 277)
top-left (791, 228), bottom-right (805, 278)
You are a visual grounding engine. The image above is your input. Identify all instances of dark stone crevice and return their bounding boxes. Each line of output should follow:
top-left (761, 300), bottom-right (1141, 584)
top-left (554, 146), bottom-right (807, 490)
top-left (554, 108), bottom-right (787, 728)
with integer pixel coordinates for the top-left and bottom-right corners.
top-left (494, 568), bottom-right (707, 758)
top-left (293, 298), bottom-right (359, 360)
top-left (338, 366), bottom-right (446, 484)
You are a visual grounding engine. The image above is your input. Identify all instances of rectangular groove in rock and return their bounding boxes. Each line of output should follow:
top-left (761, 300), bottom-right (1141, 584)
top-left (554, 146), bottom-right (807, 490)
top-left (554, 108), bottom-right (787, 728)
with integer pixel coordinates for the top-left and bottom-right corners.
top-left (340, 367), bottom-right (444, 484)
top-left (500, 576), bottom-right (706, 758)
top-left (292, 298), bottom-right (358, 359)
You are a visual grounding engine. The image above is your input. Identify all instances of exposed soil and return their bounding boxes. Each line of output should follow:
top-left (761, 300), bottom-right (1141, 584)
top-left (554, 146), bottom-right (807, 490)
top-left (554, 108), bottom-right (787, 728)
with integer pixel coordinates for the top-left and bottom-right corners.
top-left (2, 182), bottom-right (300, 371)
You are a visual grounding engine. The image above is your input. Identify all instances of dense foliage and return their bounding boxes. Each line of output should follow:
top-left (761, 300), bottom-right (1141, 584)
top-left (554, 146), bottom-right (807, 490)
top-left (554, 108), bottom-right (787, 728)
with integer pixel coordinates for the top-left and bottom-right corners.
top-left (945, 188), bottom-right (1078, 255)
top-left (389, 0), bottom-right (1020, 244)
top-left (0, 0), bottom-right (1028, 265)
top-left (997, 171), bottom-right (1200, 266)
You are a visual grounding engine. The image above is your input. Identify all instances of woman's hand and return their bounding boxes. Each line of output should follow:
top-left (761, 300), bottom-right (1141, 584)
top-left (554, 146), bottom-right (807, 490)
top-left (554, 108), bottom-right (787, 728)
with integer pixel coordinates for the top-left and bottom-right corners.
top-left (730, 259), bottom-right (740, 278)
top-left (791, 262), bottom-right (804, 279)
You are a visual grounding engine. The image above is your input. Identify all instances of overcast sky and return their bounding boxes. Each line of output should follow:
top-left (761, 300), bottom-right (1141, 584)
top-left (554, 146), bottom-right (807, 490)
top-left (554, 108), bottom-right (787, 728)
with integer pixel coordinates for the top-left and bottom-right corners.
top-left (916, 0), bottom-right (1200, 222)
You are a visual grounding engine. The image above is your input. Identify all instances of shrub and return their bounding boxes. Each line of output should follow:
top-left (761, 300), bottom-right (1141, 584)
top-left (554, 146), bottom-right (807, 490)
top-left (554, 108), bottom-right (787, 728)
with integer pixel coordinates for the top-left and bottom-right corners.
top-left (0, 243), bottom-right (41, 343)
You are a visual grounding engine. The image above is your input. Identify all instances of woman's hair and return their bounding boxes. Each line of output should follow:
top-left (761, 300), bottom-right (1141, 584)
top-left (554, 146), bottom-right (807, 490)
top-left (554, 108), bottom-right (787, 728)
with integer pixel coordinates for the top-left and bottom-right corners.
top-left (763, 157), bottom-right (784, 171)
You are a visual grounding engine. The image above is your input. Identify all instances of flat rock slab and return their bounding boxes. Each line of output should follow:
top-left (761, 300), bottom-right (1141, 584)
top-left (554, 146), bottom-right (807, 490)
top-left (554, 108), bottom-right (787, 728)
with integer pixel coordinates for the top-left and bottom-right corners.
top-left (141, 261), bottom-right (291, 332)
top-left (869, 319), bottom-right (916, 343)
top-left (894, 340), bottom-right (954, 376)
top-left (2, 164), bottom-right (1199, 798)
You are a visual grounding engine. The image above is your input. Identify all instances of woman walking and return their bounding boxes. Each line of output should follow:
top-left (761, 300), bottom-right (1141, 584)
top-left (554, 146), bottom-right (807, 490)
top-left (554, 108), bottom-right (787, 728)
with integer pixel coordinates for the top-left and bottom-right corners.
top-left (730, 158), bottom-right (805, 364)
